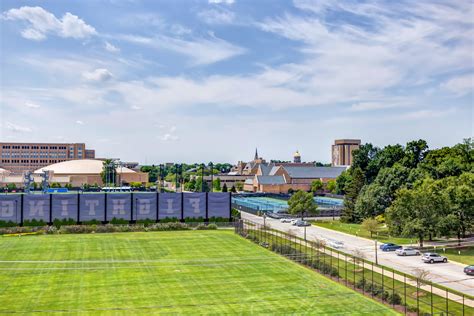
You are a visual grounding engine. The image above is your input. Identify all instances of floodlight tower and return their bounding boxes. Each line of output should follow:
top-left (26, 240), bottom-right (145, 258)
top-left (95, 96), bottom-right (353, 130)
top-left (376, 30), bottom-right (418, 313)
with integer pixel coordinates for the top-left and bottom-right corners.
top-left (23, 171), bottom-right (34, 194)
top-left (41, 170), bottom-right (50, 194)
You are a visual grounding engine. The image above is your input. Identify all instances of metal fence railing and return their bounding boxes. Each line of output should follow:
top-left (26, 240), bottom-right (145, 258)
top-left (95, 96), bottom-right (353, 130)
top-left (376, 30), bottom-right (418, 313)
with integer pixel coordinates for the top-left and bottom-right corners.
top-left (235, 219), bottom-right (473, 316)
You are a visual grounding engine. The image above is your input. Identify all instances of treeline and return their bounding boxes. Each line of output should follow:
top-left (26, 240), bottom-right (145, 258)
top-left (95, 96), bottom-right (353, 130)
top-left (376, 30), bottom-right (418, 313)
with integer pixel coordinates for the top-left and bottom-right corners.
top-left (337, 139), bottom-right (473, 245)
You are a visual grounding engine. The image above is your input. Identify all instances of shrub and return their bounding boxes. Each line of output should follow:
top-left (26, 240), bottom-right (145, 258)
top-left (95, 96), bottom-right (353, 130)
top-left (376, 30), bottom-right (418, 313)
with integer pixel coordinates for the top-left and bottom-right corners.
top-left (136, 219), bottom-right (155, 226)
top-left (0, 220), bottom-right (17, 228)
top-left (195, 223), bottom-right (218, 230)
top-left (109, 218), bottom-right (129, 225)
top-left (53, 218), bottom-right (76, 228)
top-left (184, 217), bottom-right (204, 223)
top-left (159, 217), bottom-right (180, 223)
top-left (388, 293), bottom-right (402, 305)
top-left (23, 219), bottom-right (47, 227)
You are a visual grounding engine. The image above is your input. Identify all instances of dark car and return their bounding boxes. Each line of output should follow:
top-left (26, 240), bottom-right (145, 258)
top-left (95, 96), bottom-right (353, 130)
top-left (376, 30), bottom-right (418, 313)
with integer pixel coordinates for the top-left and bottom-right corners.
top-left (464, 265), bottom-right (474, 276)
top-left (380, 243), bottom-right (402, 252)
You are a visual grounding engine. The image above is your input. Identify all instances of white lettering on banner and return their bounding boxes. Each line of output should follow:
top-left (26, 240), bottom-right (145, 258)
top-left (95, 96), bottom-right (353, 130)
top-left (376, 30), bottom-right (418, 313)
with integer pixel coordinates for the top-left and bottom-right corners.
top-left (1, 201), bottom-right (15, 217)
top-left (112, 199), bottom-right (126, 215)
top-left (85, 199), bottom-right (99, 215)
top-left (165, 199), bottom-right (174, 214)
top-left (190, 198), bottom-right (201, 214)
top-left (138, 199), bottom-right (151, 214)
top-left (28, 200), bottom-right (45, 217)
top-left (60, 200), bottom-right (69, 216)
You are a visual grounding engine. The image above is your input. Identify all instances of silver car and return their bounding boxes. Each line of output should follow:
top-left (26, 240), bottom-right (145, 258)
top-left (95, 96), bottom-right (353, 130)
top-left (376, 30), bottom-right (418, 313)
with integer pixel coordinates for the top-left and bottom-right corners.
top-left (421, 252), bottom-right (447, 263)
top-left (280, 218), bottom-right (292, 223)
top-left (395, 247), bottom-right (420, 256)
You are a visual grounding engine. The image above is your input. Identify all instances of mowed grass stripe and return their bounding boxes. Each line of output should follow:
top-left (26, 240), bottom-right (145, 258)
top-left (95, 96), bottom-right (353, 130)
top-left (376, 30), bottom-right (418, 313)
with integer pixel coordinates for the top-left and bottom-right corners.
top-left (0, 231), bottom-right (398, 315)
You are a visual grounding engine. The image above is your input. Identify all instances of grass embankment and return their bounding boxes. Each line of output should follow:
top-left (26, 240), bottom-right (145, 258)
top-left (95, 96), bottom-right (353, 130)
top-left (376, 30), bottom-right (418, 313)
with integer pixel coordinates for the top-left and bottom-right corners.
top-left (311, 220), bottom-right (416, 245)
top-left (244, 228), bottom-right (472, 316)
top-left (0, 230), bottom-right (396, 315)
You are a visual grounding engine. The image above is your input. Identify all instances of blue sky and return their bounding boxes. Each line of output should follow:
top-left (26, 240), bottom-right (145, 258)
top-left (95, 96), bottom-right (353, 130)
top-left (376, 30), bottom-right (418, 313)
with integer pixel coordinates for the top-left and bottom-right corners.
top-left (0, 0), bottom-right (472, 164)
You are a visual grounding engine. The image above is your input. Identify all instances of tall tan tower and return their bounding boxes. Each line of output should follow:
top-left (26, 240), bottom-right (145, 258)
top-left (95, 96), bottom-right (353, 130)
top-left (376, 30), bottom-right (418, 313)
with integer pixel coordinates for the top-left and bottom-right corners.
top-left (332, 139), bottom-right (361, 166)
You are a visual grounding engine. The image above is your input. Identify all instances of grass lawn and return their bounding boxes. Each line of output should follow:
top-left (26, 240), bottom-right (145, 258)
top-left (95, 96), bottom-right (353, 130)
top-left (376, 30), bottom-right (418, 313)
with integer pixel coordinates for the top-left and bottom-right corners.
top-left (0, 230), bottom-right (398, 315)
top-left (311, 220), bottom-right (416, 245)
top-left (428, 246), bottom-right (474, 265)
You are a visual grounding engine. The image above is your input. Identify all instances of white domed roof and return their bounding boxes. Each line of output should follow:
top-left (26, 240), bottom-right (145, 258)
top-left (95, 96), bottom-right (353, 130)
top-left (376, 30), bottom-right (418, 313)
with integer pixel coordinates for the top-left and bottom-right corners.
top-left (0, 167), bottom-right (10, 174)
top-left (34, 159), bottom-right (136, 175)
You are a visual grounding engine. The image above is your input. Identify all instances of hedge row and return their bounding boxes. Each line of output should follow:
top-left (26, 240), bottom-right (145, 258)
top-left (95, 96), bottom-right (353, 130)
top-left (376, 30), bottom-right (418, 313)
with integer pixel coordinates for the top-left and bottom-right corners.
top-left (0, 222), bottom-right (218, 235)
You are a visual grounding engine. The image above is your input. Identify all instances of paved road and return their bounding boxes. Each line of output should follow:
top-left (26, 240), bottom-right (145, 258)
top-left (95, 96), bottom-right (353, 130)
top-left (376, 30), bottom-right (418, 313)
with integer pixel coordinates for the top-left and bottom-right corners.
top-left (242, 212), bottom-right (474, 297)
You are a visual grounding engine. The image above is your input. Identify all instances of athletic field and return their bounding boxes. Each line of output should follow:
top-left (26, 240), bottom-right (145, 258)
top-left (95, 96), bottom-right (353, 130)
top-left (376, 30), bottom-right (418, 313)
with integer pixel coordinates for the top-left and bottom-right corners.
top-left (0, 230), bottom-right (398, 315)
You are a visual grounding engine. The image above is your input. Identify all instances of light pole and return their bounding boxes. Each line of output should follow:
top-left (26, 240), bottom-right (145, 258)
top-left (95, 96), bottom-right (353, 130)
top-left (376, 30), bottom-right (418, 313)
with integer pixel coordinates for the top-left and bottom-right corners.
top-left (201, 163), bottom-right (204, 192)
top-left (210, 162), bottom-right (214, 192)
top-left (263, 213), bottom-right (266, 229)
top-left (375, 240), bottom-right (378, 265)
top-left (304, 225), bottom-right (307, 241)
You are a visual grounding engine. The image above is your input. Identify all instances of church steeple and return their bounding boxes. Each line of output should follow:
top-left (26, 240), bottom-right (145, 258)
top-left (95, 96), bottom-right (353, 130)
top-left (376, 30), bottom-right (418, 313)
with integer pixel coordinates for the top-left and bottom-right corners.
top-left (254, 148), bottom-right (259, 160)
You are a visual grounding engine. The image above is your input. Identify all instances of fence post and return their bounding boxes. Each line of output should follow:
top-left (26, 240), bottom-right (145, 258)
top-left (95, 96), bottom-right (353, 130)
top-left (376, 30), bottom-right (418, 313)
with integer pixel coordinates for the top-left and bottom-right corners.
top-left (344, 253), bottom-right (347, 286)
top-left (382, 267), bottom-right (384, 301)
top-left (337, 251), bottom-right (340, 282)
top-left (362, 260), bottom-right (365, 293)
top-left (353, 255), bottom-right (356, 289)
top-left (392, 270), bottom-right (395, 308)
top-left (404, 274), bottom-right (407, 315)
top-left (430, 283), bottom-right (433, 316)
top-left (445, 288), bottom-right (448, 316)
top-left (416, 278), bottom-right (419, 315)
top-left (371, 262), bottom-right (374, 298)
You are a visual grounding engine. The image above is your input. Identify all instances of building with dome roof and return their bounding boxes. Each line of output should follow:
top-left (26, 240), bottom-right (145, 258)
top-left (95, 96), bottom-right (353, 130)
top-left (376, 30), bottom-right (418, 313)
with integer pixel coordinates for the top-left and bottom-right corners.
top-left (0, 159), bottom-right (148, 188)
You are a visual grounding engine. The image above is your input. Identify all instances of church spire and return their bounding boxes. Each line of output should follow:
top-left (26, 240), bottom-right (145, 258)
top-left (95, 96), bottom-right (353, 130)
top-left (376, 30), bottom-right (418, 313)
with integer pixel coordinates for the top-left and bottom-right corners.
top-left (254, 148), bottom-right (259, 160)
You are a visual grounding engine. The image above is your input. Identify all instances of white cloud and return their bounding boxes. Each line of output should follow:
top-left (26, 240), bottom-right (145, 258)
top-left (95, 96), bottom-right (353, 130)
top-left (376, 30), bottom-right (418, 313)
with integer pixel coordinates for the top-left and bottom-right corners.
top-left (75, 120), bottom-right (84, 125)
top-left (130, 105), bottom-right (142, 110)
top-left (3, 6), bottom-right (96, 40)
top-left (25, 101), bottom-right (41, 109)
top-left (5, 122), bottom-right (32, 133)
top-left (208, 0), bottom-right (235, 4)
top-left (105, 41), bottom-right (120, 53)
top-left (350, 101), bottom-right (411, 112)
top-left (119, 33), bottom-right (245, 66)
top-left (82, 68), bottom-right (113, 82)
top-left (440, 74), bottom-right (474, 96)
top-left (160, 133), bottom-right (179, 142)
top-left (198, 9), bottom-right (235, 24)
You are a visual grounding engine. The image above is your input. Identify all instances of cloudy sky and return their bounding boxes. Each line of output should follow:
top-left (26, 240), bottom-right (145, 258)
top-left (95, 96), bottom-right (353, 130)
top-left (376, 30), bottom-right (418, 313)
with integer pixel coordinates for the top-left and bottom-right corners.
top-left (0, 0), bottom-right (472, 164)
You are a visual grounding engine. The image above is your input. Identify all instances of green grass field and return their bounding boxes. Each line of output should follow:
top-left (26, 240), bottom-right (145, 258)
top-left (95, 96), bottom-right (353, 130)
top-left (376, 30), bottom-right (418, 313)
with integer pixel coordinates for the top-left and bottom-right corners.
top-left (311, 220), bottom-right (416, 245)
top-left (0, 230), bottom-right (398, 315)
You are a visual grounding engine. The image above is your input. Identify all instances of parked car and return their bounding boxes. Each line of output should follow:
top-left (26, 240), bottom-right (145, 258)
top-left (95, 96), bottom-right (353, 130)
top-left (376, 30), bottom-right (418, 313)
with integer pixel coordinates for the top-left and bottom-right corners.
top-left (295, 220), bottom-right (310, 227)
top-left (290, 219), bottom-right (298, 225)
top-left (280, 218), bottom-right (292, 223)
top-left (463, 265), bottom-right (474, 276)
top-left (421, 253), bottom-right (448, 263)
top-left (395, 247), bottom-right (420, 256)
top-left (380, 243), bottom-right (402, 252)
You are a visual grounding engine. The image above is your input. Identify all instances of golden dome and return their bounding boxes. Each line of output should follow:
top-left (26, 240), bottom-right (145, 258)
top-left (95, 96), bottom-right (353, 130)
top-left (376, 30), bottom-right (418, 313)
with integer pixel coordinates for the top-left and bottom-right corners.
top-left (294, 150), bottom-right (301, 157)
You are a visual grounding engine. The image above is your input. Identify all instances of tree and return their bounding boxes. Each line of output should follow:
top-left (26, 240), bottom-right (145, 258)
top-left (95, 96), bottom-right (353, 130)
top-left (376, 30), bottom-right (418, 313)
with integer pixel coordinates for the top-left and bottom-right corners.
top-left (184, 178), bottom-right (196, 191)
top-left (288, 190), bottom-right (319, 220)
top-left (325, 179), bottom-right (336, 193)
top-left (311, 179), bottom-right (323, 193)
top-left (194, 176), bottom-right (209, 192)
top-left (222, 183), bottom-right (228, 192)
top-left (335, 170), bottom-right (352, 195)
top-left (386, 181), bottom-right (447, 247)
top-left (235, 181), bottom-right (244, 191)
top-left (213, 178), bottom-right (221, 191)
top-left (361, 218), bottom-right (379, 238)
top-left (355, 184), bottom-right (390, 219)
top-left (50, 182), bottom-right (61, 188)
top-left (342, 168), bottom-right (365, 223)
top-left (230, 185), bottom-right (236, 193)
top-left (351, 143), bottom-right (380, 183)
top-left (402, 139), bottom-right (429, 169)
top-left (100, 159), bottom-right (117, 186)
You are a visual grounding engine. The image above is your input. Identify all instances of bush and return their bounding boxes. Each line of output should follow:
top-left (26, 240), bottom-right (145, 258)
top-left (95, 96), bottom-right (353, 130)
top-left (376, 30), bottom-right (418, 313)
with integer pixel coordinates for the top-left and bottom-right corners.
top-left (136, 219), bottom-right (155, 226)
top-left (159, 217), bottom-right (180, 223)
top-left (23, 219), bottom-right (47, 227)
top-left (184, 217), bottom-right (204, 223)
top-left (53, 218), bottom-right (76, 228)
top-left (0, 220), bottom-right (17, 228)
top-left (109, 218), bottom-right (129, 225)
top-left (195, 223), bottom-right (218, 230)
top-left (388, 293), bottom-right (402, 305)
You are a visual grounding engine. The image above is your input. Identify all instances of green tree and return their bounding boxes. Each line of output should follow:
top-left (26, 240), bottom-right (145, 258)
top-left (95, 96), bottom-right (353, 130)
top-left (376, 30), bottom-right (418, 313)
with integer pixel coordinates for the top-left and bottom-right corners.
top-left (230, 185), bottom-right (236, 193)
top-left (401, 139), bottom-right (429, 169)
top-left (288, 190), bottom-right (319, 220)
top-left (100, 159), bottom-right (117, 186)
top-left (386, 181), bottom-right (447, 247)
top-left (6, 183), bottom-right (17, 191)
top-left (326, 179), bottom-right (336, 193)
top-left (222, 183), bottom-right (228, 192)
top-left (351, 143), bottom-right (380, 183)
top-left (50, 182), bottom-right (61, 188)
top-left (361, 218), bottom-right (379, 238)
top-left (335, 170), bottom-right (352, 195)
top-left (194, 176), bottom-right (209, 192)
top-left (213, 178), bottom-right (221, 191)
top-left (311, 179), bottom-right (323, 193)
top-left (235, 181), bottom-right (244, 192)
top-left (342, 167), bottom-right (365, 223)
top-left (184, 178), bottom-right (196, 191)
top-left (355, 183), bottom-right (390, 219)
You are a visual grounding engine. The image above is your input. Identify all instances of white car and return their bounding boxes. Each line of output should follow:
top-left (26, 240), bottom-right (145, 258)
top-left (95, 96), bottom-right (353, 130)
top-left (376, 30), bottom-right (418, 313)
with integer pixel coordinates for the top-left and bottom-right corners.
top-left (395, 247), bottom-right (420, 256)
top-left (290, 219), bottom-right (298, 225)
top-left (280, 218), bottom-right (292, 223)
top-left (421, 253), bottom-right (448, 264)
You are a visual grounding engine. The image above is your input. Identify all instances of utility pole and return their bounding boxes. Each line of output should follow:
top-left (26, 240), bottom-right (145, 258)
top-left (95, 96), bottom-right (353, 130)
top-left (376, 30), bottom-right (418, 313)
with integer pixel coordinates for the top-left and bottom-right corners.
top-left (375, 240), bottom-right (378, 265)
top-left (201, 163), bottom-right (204, 192)
top-left (210, 162), bottom-right (214, 192)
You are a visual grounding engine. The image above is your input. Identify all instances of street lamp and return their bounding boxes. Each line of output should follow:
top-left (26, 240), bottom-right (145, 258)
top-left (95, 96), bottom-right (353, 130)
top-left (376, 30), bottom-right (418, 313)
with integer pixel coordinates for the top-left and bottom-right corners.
top-left (263, 213), bottom-right (266, 229)
top-left (210, 162), bottom-right (214, 192)
top-left (375, 240), bottom-right (378, 265)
